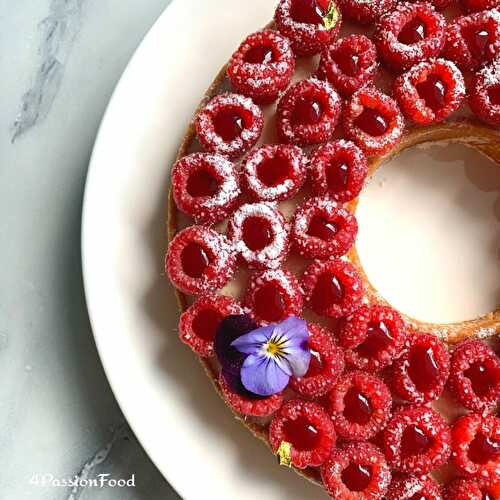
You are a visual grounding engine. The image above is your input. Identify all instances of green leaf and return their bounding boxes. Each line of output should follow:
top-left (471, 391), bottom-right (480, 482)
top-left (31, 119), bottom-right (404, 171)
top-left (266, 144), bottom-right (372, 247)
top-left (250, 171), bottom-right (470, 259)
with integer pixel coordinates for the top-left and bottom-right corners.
top-left (323, 2), bottom-right (340, 30)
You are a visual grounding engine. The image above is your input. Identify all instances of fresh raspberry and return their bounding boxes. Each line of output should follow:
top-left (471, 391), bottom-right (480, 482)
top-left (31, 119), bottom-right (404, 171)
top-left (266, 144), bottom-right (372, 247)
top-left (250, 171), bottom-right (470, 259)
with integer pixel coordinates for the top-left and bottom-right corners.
top-left (383, 405), bottom-right (451, 474)
top-left (343, 87), bottom-right (405, 157)
top-left (241, 144), bottom-right (308, 203)
top-left (244, 269), bottom-right (303, 324)
top-left (269, 399), bottom-right (336, 468)
top-left (394, 58), bottom-right (465, 125)
top-left (289, 324), bottom-right (345, 398)
top-left (309, 139), bottom-right (368, 203)
top-left (301, 258), bottom-right (364, 318)
top-left (392, 332), bottom-right (450, 403)
top-left (423, 0), bottom-right (455, 9)
top-left (277, 78), bottom-right (342, 146)
top-left (166, 226), bottom-right (236, 295)
top-left (179, 295), bottom-right (243, 357)
top-left (469, 57), bottom-right (500, 127)
top-left (386, 475), bottom-right (443, 500)
top-left (449, 339), bottom-right (500, 414)
top-left (339, 305), bottom-right (406, 372)
top-left (321, 442), bottom-right (391, 499)
top-left (443, 9), bottom-right (500, 71)
top-left (219, 370), bottom-right (283, 417)
top-left (335, 0), bottom-right (396, 24)
top-left (327, 370), bottom-right (392, 441)
top-left (227, 202), bottom-right (290, 270)
top-left (318, 34), bottom-right (378, 97)
top-left (452, 413), bottom-right (500, 480)
top-left (462, 0), bottom-right (500, 13)
top-left (274, 0), bottom-right (343, 56)
top-left (171, 153), bottom-right (241, 224)
top-left (194, 93), bottom-right (264, 160)
top-left (227, 30), bottom-right (295, 104)
top-left (446, 477), bottom-right (500, 500)
top-left (374, 2), bottom-right (446, 72)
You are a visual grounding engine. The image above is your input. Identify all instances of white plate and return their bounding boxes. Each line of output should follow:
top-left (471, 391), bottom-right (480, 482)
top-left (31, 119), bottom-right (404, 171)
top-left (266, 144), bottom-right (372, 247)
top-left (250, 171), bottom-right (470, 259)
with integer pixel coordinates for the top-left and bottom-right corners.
top-left (82, 1), bottom-right (500, 499)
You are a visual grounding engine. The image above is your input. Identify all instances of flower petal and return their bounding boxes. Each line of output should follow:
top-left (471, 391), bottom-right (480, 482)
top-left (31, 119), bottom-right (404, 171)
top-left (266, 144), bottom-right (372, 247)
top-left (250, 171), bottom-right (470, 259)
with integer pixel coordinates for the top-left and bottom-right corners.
top-left (282, 344), bottom-right (311, 378)
top-left (276, 316), bottom-right (309, 349)
top-left (230, 324), bottom-right (275, 355)
top-left (240, 353), bottom-right (290, 396)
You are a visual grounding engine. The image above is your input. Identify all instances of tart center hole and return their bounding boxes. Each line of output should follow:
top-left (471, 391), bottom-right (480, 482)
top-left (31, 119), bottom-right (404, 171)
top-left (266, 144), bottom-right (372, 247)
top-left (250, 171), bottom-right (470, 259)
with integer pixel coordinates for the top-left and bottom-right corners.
top-left (254, 283), bottom-right (286, 322)
top-left (292, 96), bottom-right (323, 125)
top-left (181, 243), bottom-right (211, 278)
top-left (307, 215), bottom-right (339, 241)
top-left (354, 108), bottom-right (389, 137)
top-left (311, 273), bottom-right (344, 312)
top-left (242, 216), bottom-right (273, 251)
top-left (465, 361), bottom-right (499, 397)
top-left (401, 425), bottom-right (432, 457)
top-left (290, 0), bottom-right (328, 25)
top-left (334, 49), bottom-right (360, 77)
top-left (416, 74), bottom-right (447, 112)
top-left (306, 350), bottom-right (323, 377)
top-left (283, 416), bottom-right (320, 451)
top-left (341, 463), bottom-right (372, 492)
top-left (468, 433), bottom-right (500, 464)
top-left (356, 321), bottom-right (393, 360)
top-left (398, 17), bottom-right (427, 45)
top-left (343, 387), bottom-right (373, 425)
top-left (408, 345), bottom-right (440, 392)
top-left (462, 25), bottom-right (490, 59)
top-left (213, 108), bottom-right (245, 141)
top-left (245, 45), bottom-right (274, 64)
top-left (257, 156), bottom-right (292, 187)
top-left (193, 309), bottom-right (223, 341)
top-left (356, 143), bottom-right (500, 323)
top-left (327, 158), bottom-right (350, 192)
top-left (187, 168), bottom-right (219, 197)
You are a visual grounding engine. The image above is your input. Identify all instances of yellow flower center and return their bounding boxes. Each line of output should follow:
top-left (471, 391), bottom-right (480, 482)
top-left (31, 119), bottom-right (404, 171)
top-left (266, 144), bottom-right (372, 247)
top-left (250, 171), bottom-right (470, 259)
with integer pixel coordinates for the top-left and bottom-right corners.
top-left (266, 341), bottom-right (282, 357)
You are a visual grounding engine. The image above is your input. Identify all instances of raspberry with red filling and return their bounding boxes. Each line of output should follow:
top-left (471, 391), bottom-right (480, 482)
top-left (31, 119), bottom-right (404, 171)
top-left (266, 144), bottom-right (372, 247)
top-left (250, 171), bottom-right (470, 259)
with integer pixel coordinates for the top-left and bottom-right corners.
top-left (241, 144), bottom-right (308, 203)
top-left (383, 405), bottom-right (451, 474)
top-left (166, 225), bottom-right (236, 295)
top-left (227, 202), bottom-right (290, 270)
top-left (446, 477), bottom-right (500, 500)
top-left (227, 30), bottom-right (295, 104)
top-left (343, 87), bottom-right (405, 157)
top-left (289, 323), bottom-right (345, 398)
top-left (244, 269), bottom-right (303, 324)
top-left (335, 0), bottom-right (396, 24)
top-left (327, 370), bottom-right (392, 441)
top-left (171, 153), bottom-right (241, 224)
top-left (392, 332), bottom-right (450, 403)
top-left (321, 442), bottom-right (391, 499)
top-left (275, 0), bottom-right (343, 56)
top-left (269, 399), bottom-right (336, 468)
top-left (339, 305), bottom-right (406, 371)
top-left (309, 139), bottom-right (368, 203)
top-left (469, 57), bottom-right (500, 127)
top-left (449, 339), bottom-right (500, 414)
top-left (443, 9), bottom-right (500, 71)
top-left (387, 475), bottom-right (443, 500)
top-left (462, 0), bottom-right (500, 13)
top-left (291, 196), bottom-right (358, 259)
top-left (394, 58), bottom-right (465, 125)
top-left (452, 413), bottom-right (500, 480)
top-left (374, 2), bottom-right (446, 72)
top-left (318, 34), bottom-right (378, 97)
top-left (277, 78), bottom-right (342, 146)
top-left (301, 258), bottom-right (364, 318)
top-left (195, 93), bottom-right (264, 160)
top-left (179, 295), bottom-right (243, 357)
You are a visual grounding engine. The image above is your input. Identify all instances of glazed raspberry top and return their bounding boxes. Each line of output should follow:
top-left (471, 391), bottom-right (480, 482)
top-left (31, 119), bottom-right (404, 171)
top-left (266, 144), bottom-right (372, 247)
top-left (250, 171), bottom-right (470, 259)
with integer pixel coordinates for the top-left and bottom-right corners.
top-left (387, 475), bottom-right (443, 500)
top-left (195, 93), bottom-right (264, 159)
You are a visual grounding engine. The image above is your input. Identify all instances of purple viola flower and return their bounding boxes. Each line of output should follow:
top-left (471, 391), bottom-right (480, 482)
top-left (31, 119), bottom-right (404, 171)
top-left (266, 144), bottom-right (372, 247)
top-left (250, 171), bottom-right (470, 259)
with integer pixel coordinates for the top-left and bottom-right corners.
top-left (230, 316), bottom-right (311, 396)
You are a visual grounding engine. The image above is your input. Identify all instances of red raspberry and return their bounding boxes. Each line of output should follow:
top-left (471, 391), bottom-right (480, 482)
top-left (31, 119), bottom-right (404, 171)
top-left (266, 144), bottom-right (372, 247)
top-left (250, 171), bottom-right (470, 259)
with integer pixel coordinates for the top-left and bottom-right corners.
top-left (327, 370), bottom-right (392, 441)
top-left (387, 475), bottom-right (443, 500)
top-left (244, 269), bottom-right (303, 324)
top-left (384, 405), bottom-right (451, 474)
top-left (301, 258), bottom-right (364, 318)
top-left (227, 202), bottom-right (290, 270)
top-left (374, 2), bottom-right (446, 72)
top-left (318, 34), bottom-right (378, 97)
top-left (335, 0), bottom-right (396, 24)
top-left (446, 477), bottom-right (500, 500)
top-left (469, 57), bottom-right (500, 127)
top-left (321, 442), bottom-right (391, 499)
top-left (291, 197), bottom-right (358, 259)
top-left (394, 59), bottom-right (465, 125)
top-left (219, 371), bottom-right (283, 417)
top-left (309, 139), bottom-right (368, 203)
top-left (227, 30), bottom-right (295, 104)
top-left (425, 0), bottom-right (455, 9)
top-left (289, 324), bottom-right (345, 398)
top-left (179, 295), bottom-right (243, 357)
top-left (269, 399), bottom-right (336, 468)
top-left (449, 339), bottom-right (500, 414)
top-left (343, 87), bottom-right (405, 157)
top-left (277, 78), bottom-right (342, 146)
top-left (462, 0), bottom-right (500, 12)
top-left (339, 305), bottom-right (406, 371)
top-left (392, 332), bottom-right (450, 403)
top-left (166, 226), bottom-right (236, 295)
top-left (171, 153), bottom-right (241, 224)
top-left (274, 0), bottom-right (343, 56)
top-left (452, 413), bottom-right (500, 480)
top-left (443, 9), bottom-right (500, 71)
top-left (241, 144), bottom-right (308, 203)
top-left (194, 93), bottom-right (264, 160)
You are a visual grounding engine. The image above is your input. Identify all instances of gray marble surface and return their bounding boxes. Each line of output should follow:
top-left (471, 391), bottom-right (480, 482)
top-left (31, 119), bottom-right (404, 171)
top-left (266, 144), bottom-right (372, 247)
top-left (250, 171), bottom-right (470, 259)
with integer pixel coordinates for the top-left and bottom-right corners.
top-left (0, 1), bottom-right (180, 498)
